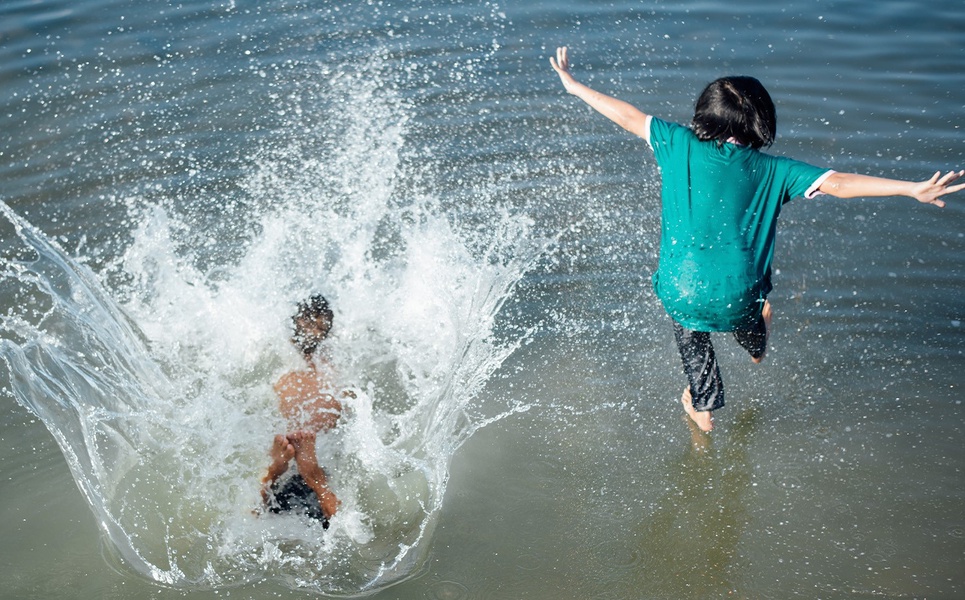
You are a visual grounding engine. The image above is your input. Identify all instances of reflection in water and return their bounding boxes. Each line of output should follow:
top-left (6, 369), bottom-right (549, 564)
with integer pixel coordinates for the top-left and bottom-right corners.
top-left (627, 407), bottom-right (758, 599)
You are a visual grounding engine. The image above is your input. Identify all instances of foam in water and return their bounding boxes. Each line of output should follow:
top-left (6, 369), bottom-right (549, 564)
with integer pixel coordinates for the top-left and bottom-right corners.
top-left (0, 63), bottom-right (550, 595)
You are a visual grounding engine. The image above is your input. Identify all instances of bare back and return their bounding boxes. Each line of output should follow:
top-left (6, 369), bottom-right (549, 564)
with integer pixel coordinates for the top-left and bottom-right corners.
top-left (274, 366), bottom-right (342, 432)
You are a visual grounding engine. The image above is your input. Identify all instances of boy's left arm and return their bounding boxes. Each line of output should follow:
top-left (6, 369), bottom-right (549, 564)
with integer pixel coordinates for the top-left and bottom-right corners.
top-left (819, 170), bottom-right (965, 207)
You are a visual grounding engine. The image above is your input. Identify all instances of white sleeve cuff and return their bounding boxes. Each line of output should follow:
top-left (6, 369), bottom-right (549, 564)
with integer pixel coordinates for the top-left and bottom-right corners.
top-left (805, 170), bottom-right (835, 198)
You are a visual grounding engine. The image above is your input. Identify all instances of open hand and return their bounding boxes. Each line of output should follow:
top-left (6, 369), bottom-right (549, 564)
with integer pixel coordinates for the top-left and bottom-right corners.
top-left (912, 169), bottom-right (965, 207)
top-left (550, 46), bottom-right (578, 93)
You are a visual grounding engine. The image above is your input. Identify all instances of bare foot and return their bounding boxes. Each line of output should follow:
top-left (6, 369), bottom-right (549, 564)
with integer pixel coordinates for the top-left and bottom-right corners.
top-left (263, 434), bottom-right (295, 483)
top-left (752, 300), bottom-right (772, 364)
top-left (270, 434), bottom-right (296, 465)
top-left (288, 430), bottom-right (319, 472)
top-left (681, 387), bottom-right (714, 432)
top-left (261, 434), bottom-right (296, 503)
top-left (289, 431), bottom-right (339, 520)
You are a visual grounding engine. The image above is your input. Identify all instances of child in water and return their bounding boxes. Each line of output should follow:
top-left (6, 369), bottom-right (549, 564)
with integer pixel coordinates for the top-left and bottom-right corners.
top-left (261, 295), bottom-right (342, 526)
top-left (550, 46), bottom-right (964, 432)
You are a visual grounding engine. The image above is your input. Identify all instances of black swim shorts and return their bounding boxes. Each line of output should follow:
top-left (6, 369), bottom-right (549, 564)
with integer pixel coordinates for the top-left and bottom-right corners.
top-left (267, 472), bottom-right (330, 529)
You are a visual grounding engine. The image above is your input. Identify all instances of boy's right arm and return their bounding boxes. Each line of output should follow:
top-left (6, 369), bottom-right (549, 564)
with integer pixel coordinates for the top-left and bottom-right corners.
top-left (550, 46), bottom-right (650, 140)
top-left (819, 170), bottom-right (965, 208)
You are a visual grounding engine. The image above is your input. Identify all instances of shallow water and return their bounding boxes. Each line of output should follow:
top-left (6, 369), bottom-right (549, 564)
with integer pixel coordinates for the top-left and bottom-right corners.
top-left (2, 0), bottom-right (964, 598)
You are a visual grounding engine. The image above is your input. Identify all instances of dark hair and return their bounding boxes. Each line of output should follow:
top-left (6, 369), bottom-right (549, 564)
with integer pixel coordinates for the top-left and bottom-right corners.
top-left (293, 294), bottom-right (333, 325)
top-left (291, 295), bottom-right (333, 357)
top-left (691, 76), bottom-right (776, 149)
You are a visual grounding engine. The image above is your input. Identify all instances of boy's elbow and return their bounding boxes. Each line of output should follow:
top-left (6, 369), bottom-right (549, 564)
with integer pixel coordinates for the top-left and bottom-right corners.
top-left (820, 183), bottom-right (846, 198)
top-left (819, 173), bottom-right (852, 198)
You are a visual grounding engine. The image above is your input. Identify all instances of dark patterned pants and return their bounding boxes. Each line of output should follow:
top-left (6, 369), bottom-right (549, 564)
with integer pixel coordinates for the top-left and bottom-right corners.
top-left (672, 311), bottom-right (767, 412)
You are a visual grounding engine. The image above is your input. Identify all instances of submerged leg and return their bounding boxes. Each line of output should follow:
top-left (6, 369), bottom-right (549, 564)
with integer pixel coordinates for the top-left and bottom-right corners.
top-left (289, 431), bottom-right (339, 520)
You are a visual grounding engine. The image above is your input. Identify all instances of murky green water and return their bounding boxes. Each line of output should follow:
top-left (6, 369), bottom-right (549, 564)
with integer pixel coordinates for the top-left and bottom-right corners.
top-left (1, 0), bottom-right (963, 598)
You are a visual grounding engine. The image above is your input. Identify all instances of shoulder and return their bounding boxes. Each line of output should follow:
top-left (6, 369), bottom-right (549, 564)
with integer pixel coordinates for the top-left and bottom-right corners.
top-left (754, 151), bottom-right (833, 199)
top-left (648, 116), bottom-right (688, 138)
top-left (274, 369), bottom-right (313, 392)
top-left (647, 117), bottom-right (697, 151)
top-left (761, 152), bottom-right (829, 179)
top-left (274, 371), bottom-right (293, 391)
top-left (648, 118), bottom-right (705, 169)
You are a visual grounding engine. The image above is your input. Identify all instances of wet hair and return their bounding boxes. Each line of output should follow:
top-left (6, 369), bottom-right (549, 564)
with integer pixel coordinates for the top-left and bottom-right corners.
top-left (291, 294), bottom-right (333, 357)
top-left (691, 76), bottom-right (776, 149)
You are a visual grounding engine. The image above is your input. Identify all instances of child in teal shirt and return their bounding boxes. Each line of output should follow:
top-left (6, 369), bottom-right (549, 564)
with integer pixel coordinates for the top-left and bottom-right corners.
top-left (550, 46), bottom-right (964, 432)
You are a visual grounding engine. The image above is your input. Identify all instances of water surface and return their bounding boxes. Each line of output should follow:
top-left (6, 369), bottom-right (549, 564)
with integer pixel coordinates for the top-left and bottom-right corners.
top-left (1, 0), bottom-right (963, 598)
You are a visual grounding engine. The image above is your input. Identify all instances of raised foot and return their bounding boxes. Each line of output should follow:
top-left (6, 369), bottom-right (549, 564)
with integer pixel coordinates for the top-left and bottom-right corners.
top-left (261, 434), bottom-right (296, 505)
top-left (270, 433), bottom-right (295, 465)
top-left (681, 387), bottom-right (713, 432)
top-left (752, 300), bottom-right (773, 364)
top-left (262, 434), bottom-right (295, 485)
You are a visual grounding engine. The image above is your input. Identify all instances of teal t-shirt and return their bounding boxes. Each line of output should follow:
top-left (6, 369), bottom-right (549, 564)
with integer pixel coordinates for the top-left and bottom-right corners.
top-left (648, 117), bottom-right (830, 331)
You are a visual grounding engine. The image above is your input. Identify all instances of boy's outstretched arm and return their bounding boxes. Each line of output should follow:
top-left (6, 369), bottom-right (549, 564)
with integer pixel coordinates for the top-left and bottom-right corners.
top-left (550, 46), bottom-right (650, 139)
top-left (819, 170), bottom-right (965, 208)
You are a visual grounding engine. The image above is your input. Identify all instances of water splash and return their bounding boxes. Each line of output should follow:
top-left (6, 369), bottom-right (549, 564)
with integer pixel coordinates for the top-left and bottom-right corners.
top-left (0, 61), bottom-right (551, 595)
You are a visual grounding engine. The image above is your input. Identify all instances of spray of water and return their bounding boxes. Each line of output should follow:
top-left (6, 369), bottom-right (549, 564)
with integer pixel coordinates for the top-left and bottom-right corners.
top-left (0, 60), bottom-right (551, 595)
